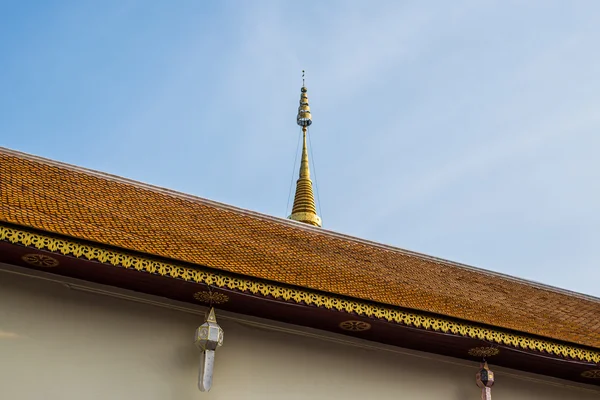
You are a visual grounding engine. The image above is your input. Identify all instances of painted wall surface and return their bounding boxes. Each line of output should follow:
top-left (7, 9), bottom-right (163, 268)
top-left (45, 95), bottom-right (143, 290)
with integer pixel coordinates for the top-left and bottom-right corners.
top-left (0, 267), bottom-right (597, 400)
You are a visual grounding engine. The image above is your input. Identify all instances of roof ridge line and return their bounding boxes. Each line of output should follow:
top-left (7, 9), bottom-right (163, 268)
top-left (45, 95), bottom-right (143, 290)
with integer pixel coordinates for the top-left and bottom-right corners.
top-left (2, 146), bottom-right (598, 304)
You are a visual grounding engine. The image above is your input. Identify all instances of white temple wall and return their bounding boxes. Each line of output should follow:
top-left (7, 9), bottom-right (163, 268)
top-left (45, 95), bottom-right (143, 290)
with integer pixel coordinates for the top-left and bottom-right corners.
top-left (0, 264), bottom-right (597, 400)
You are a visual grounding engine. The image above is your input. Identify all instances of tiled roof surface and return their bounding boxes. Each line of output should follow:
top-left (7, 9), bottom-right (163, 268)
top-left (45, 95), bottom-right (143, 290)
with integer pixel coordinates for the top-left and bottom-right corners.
top-left (1, 148), bottom-right (599, 348)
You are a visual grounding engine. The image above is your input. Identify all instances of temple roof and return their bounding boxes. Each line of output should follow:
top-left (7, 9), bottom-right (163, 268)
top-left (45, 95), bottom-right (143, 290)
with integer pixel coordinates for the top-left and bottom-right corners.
top-left (1, 147), bottom-right (599, 349)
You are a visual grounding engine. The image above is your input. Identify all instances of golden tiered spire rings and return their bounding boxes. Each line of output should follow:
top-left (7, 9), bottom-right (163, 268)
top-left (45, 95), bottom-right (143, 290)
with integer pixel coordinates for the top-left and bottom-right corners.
top-left (288, 71), bottom-right (322, 227)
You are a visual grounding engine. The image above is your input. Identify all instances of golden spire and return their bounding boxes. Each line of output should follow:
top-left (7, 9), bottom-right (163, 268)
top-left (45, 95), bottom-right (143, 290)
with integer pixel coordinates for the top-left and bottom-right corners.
top-left (289, 72), bottom-right (322, 227)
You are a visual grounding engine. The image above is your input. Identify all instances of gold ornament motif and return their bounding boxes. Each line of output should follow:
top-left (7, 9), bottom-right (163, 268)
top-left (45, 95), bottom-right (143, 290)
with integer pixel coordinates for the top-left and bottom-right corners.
top-left (468, 347), bottom-right (500, 358)
top-left (22, 253), bottom-right (59, 267)
top-left (581, 370), bottom-right (600, 379)
top-left (193, 291), bottom-right (229, 304)
top-left (339, 320), bottom-right (372, 332)
top-left (2, 223), bottom-right (600, 364)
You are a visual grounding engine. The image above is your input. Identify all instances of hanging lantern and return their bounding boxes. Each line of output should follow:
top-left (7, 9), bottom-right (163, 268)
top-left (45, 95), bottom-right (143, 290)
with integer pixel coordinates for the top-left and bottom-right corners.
top-left (475, 361), bottom-right (495, 400)
top-left (194, 307), bottom-right (224, 392)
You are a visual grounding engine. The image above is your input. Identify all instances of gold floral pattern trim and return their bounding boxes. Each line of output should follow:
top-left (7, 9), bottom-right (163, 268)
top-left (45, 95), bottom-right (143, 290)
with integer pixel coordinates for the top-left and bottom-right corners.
top-left (193, 291), bottom-right (229, 304)
top-left (468, 346), bottom-right (500, 358)
top-left (1, 223), bottom-right (599, 363)
top-left (22, 253), bottom-right (59, 267)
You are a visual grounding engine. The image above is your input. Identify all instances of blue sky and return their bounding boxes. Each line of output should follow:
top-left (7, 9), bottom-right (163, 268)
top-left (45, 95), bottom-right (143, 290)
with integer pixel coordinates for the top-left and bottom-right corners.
top-left (1, 1), bottom-right (599, 296)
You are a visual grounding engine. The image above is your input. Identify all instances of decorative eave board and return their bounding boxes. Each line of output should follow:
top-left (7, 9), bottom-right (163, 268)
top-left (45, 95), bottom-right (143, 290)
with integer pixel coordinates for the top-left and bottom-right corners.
top-left (1, 222), bottom-right (599, 386)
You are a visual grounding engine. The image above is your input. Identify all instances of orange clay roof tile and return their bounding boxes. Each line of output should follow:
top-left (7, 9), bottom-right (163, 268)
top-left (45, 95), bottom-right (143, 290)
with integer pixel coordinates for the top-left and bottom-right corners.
top-left (1, 147), bottom-right (599, 348)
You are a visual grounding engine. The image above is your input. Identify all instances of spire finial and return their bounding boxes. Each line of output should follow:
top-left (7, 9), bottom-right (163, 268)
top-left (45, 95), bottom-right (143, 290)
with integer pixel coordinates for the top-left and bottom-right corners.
top-left (288, 79), bottom-right (321, 227)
